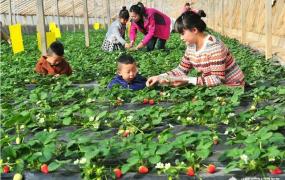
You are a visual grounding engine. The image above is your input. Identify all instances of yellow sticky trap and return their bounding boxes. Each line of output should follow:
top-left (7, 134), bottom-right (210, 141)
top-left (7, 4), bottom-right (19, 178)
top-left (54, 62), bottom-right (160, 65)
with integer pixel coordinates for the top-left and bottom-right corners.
top-left (54, 27), bottom-right (61, 38)
top-left (46, 32), bottom-right (56, 47)
top-left (49, 22), bottom-right (61, 38)
top-left (49, 22), bottom-right (57, 32)
top-left (93, 23), bottom-right (100, 30)
top-left (37, 32), bottom-right (56, 51)
top-left (9, 24), bottom-right (24, 54)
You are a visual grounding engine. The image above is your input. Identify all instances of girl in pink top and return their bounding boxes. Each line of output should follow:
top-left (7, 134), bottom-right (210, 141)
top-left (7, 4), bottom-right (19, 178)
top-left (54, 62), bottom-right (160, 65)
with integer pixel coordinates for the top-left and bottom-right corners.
top-left (127, 2), bottom-right (171, 51)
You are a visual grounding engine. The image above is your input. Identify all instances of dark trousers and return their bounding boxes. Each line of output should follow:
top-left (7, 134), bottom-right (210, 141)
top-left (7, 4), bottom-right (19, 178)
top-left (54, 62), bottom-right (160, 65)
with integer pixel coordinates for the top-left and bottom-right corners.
top-left (146, 37), bottom-right (166, 51)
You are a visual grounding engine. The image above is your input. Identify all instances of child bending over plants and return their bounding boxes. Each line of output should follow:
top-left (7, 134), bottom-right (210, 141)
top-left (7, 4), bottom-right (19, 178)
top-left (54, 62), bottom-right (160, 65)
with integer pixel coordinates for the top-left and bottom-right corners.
top-left (146, 10), bottom-right (245, 88)
top-left (108, 54), bottom-right (146, 90)
top-left (35, 41), bottom-right (72, 77)
top-left (102, 6), bottom-right (131, 52)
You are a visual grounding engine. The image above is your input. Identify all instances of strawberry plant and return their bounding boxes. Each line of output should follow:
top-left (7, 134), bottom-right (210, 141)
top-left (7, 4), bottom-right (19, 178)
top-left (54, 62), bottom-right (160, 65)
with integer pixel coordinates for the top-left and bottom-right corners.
top-left (1, 29), bottom-right (284, 178)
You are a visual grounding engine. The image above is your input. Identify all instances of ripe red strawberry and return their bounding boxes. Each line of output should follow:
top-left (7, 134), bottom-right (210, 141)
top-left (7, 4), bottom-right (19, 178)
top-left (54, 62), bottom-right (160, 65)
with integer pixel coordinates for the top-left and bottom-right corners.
top-left (143, 99), bottom-right (149, 104)
top-left (207, 164), bottom-right (216, 174)
top-left (41, 164), bottom-right (48, 174)
top-left (114, 168), bottom-right (122, 178)
top-left (3, 165), bottom-right (10, 173)
top-left (123, 130), bottom-right (130, 137)
top-left (138, 166), bottom-right (149, 174)
top-left (270, 167), bottom-right (282, 175)
top-left (149, 99), bottom-right (155, 105)
top-left (186, 167), bottom-right (195, 176)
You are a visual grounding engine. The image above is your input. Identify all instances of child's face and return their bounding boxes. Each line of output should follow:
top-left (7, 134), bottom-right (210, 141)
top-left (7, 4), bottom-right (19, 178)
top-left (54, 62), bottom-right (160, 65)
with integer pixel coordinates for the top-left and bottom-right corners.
top-left (46, 53), bottom-right (62, 65)
top-left (118, 63), bottom-right (138, 83)
top-left (120, 18), bottom-right (129, 25)
top-left (180, 28), bottom-right (198, 45)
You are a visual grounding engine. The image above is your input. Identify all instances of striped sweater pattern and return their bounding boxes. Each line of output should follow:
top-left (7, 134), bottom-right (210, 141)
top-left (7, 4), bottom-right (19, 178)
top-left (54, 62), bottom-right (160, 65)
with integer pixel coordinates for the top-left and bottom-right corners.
top-left (164, 35), bottom-right (245, 87)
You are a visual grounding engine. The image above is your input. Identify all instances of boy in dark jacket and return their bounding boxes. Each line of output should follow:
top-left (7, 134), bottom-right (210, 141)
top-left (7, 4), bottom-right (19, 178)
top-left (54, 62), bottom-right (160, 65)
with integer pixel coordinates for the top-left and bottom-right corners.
top-left (108, 54), bottom-right (146, 90)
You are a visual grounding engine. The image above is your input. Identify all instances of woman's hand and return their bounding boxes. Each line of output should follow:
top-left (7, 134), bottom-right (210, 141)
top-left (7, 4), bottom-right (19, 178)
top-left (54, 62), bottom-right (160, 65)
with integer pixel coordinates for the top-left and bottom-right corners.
top-left (146, 76), bottom-right (160, 87)
top-left (130, 41), bottom-right (134, 47)
top-left (136, 42), bottom-right (145, 49)
top-left (170, 79), bottom-right (188, 87)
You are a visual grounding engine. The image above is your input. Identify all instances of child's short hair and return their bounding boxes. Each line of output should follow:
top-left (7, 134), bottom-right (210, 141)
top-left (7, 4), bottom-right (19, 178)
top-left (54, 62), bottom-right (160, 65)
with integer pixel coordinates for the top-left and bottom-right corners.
top-left (117, 54), bottom-right (135, 64)
top-left (47, 41), bottom-right (64, 56)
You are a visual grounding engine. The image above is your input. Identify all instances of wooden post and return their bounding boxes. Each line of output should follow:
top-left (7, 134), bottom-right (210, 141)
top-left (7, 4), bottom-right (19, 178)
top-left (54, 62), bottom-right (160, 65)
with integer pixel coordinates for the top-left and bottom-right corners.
top-left (106, 0), bottom-right (111, 28)
top-left (241, 0), bottom-right (246, 43)
top-left (265, 0), bottom-right (272, 59)
top-left (37, 0), bottom-right (47, 55)
top-left (31, 15), bottom-right (35, 25)
top-left (8, 0), bottom-right (13, 25)
top-left (56, 0), bottom-right (61, 30)
top-left (72, 0), bottom-right (76, 32)
top-left (13, 0), bottom-right (17, 24)
top-left (221, 0), bottom-right (224, 35)
top-left (207, 0), bottom-right (210, 27)
top-left (212, 0), bottom-right (215, 30)
top-left (83, 0), bottom-right (90, 47)
top-left (94, 0), bottom-right (96, 23)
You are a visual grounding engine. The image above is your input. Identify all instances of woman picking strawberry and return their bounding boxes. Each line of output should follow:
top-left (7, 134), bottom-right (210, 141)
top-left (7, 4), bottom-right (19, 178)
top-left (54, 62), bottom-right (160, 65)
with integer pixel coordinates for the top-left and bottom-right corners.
top-left (146, 10), bottom-right (245, 87)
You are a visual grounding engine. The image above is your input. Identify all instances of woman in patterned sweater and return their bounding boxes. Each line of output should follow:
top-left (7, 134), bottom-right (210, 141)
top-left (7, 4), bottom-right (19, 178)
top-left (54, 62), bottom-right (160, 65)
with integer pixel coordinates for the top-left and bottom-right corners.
top-left (146, 10), bottom-right (244, 87)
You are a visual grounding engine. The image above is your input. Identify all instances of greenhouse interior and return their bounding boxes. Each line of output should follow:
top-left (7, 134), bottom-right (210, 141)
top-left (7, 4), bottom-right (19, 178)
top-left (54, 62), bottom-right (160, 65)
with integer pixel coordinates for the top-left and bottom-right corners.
top-left (0, 0), bottom-right (285, 179)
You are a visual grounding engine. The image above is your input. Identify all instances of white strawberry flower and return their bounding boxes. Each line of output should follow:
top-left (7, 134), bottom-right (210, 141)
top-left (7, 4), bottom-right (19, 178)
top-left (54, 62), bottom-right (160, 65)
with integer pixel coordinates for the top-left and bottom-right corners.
top-left (39, 118), bottom-right (45, 124)
top-left (73, 159), bottom-right (79, 165)
top-left (16, 137), bottom-right (21, 144)
top-left (155, 162), bottom-right (164, 169)
top-left (186, 117), bottom-right (192, 121)
top-left (89, 116), bottom-right (95, 121)
top-left (127, 116), bottom-right (133, 121)
top-left (48, 128), bottom-right (56, 132)
top-left (228, 113), bottom-right (235, 118)
top-left (164, 163), bottom-right (171, 170)
top-left (79, 157), bottom-right (87, 164)
top-left (86, 98), bottom-right (92, 103)
top-left (240, 154), bottom-right (249, 164)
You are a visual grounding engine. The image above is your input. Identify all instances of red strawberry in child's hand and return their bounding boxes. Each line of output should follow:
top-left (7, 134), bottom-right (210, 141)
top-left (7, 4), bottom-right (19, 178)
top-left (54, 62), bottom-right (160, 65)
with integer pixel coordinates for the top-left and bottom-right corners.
top-left (41, 164), bottom-right (48, 174)
top-left (3, 165), bottom-right (10, 173)
top-left (114, 168), bottom-right (122, 178)
top-left (123, 130), bottom-right (130, 137)
top-left (138, 166), bottom-right (149, 174)
top-left (186, 167), bottom-right (195, 176)
top-left (143, 99), bottom-right (149, 104)
top-left (149, 99), bottom-right (155, 105)
top-left (207, 164), bottom-right (216, 174)
top-left (270, 167), bottom-right (282, 175)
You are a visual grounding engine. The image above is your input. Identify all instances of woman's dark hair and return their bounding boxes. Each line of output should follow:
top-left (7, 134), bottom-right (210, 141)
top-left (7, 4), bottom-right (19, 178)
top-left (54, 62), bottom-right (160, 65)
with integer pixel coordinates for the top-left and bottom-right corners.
top-left (174, 10), bottom-right (206, 33)
top-left (47, 41), bottom-right (64, 56)
top-left (119, 6), bottom-right (129, 19)
top-left (130, 2), bottom-right (146, 18)
top-left (185, 3), bottom-right (190, 6)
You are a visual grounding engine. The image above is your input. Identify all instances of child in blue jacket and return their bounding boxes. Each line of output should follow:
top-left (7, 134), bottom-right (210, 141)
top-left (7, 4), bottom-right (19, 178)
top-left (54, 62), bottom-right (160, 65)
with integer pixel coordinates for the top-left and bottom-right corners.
top-left (108, 54), bottom-right (146, 90)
